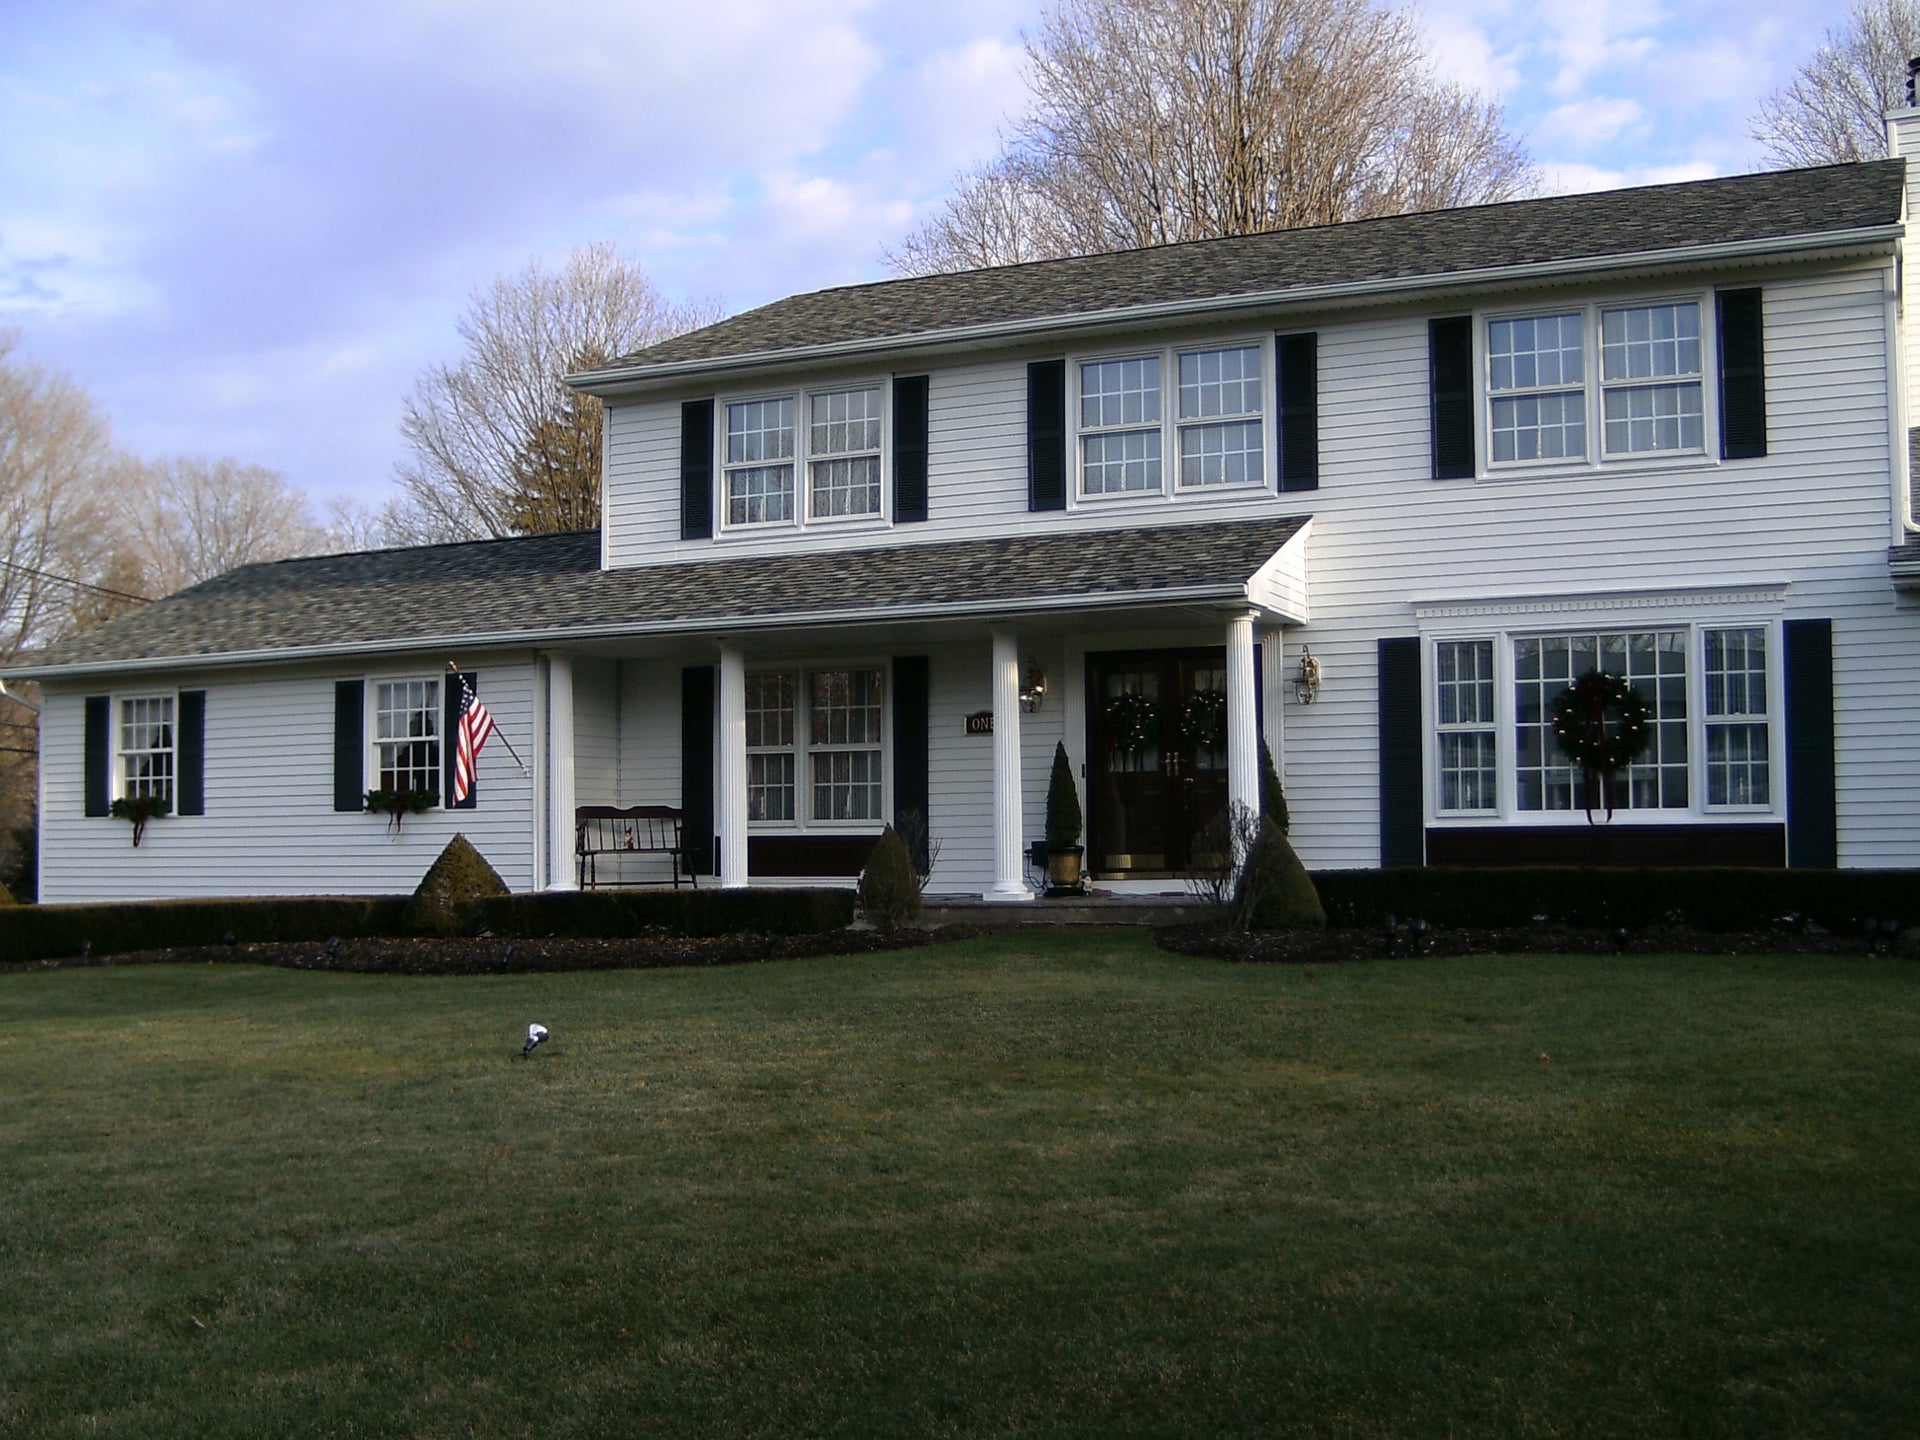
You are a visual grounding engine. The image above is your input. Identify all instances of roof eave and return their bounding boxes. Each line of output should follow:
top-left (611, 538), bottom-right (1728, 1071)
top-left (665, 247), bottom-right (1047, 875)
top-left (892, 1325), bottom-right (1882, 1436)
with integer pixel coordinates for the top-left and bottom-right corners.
top-left (6, 581), bottom-right (1297, 683)
top-left (567, 225), bottom-right (1903, 396)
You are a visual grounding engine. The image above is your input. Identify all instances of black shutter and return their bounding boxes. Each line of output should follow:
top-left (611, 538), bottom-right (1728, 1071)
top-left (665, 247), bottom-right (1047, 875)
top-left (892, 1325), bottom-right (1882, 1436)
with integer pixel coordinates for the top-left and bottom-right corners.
top-left (84, 695), bottom-right (110, 818)
top-left (891, 656), bottom-right (930, 870)
top-left (680, 398), bottom-right (714, 539)
top-left (682, 666), bottom-right (716, 877)
top-left (1027, 359), bottom-right (1067, 511)
top-left (893, 375), bottom-right (930, 523)
top-left (1428, 317), bottom-right (1475, 480)
top-left (333, 679), bottom-right (364, 812)
top-left (1277, 332), bottom-right (1319, 491)
top-left (444, 674), bottom-right (477, 809)
top-left (1717, 288), bottom-right (1767, 460)
top-left (1377, 638), bottom-right (1424, 868)
top-left (177, 690), bottom-right (205, 817)
top-left (1783, 619), bottom-right (1836, 868)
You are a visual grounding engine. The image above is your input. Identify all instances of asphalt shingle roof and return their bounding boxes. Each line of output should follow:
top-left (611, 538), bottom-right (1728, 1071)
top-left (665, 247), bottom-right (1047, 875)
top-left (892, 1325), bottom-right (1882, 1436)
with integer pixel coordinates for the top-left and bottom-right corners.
top-left (19, 517), bottom-right (1309, 674)
top-left (593, 162), bottom-right (1905, 374)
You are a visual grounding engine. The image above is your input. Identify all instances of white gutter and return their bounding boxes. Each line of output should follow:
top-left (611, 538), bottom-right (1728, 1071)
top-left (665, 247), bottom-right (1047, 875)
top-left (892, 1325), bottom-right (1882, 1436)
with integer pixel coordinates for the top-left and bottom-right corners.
top-left (4, 581), bottom-right (1296, 682)
top-left (569, 226), bottom-right (1904, 394)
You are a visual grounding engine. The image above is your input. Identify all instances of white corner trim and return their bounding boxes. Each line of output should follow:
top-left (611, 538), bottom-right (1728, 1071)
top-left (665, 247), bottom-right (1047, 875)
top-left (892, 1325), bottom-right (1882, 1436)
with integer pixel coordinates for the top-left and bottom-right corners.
top-left (1411, 582), bottom-right (1790, 626)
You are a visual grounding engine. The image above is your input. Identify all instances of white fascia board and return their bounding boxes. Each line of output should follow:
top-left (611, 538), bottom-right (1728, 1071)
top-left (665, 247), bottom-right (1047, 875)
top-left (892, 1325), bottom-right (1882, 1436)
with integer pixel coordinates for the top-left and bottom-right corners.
top-left (6, 583), bottom-right (1297, 683)
top-left (568, 227), bottom-right (1902, 396)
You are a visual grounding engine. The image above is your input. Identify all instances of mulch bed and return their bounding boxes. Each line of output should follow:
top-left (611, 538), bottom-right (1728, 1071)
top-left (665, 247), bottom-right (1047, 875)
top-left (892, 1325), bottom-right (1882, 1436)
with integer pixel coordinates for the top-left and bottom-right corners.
top-left (1156, 922), bottom-right (1919, 964)
top-left (4, 926), bottom-right (987, 976)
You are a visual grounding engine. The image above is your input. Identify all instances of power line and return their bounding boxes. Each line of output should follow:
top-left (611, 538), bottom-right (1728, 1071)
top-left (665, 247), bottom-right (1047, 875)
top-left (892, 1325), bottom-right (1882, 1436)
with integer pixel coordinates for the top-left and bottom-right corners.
top-left (0, 557), bottom-right (150, 604)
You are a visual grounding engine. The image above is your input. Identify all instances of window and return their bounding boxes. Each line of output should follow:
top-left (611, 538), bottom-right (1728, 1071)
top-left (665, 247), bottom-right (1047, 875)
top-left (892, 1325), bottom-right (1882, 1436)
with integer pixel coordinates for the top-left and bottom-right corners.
top-left (1429, 622), bottom-right (1776, 822)
top-left (725, 398), bottom-right (796, 526)
top-left (374, 678), bottom-right (440, 798)
top-left (1178, 346), bottom-right (1264, 487)
top-left (119, 695), bottom-right (174, 803)
top-left (745, 666), bottom-right (886, 825)
top-left (1485, 298), bottom-right (1707, 468)
top-left (1434, 641), bottom-right (1496, 812)
top-left (809, 387), bottom-right (883, 518)
top-left (746, 672), bottom-right (796, 821)
top-left (1704, 627), bottom-right (1769, 807)
top-left (1076, 341), bottom-right (1267, 498)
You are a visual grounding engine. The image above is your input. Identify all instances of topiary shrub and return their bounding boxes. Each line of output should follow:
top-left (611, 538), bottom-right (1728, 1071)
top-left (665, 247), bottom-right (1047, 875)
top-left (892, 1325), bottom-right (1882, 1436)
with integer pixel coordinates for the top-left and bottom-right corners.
top-left (0, 880), bottom-right (16, 907)
top-left (858, 825), bottom-right (921, 933)
top-left (1045, 741), bottom-right (1083, 851)
top-left (404, 833), bottom-right (509, 937)
top-left (1259, 739), bottom-right (1289, 836)
top-left (1239, 819), bottom-right (1325, 930)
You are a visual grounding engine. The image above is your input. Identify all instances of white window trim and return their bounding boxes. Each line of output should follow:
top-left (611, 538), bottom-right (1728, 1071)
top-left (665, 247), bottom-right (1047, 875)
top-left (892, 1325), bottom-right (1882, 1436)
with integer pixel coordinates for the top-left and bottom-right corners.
top-left (715, 380), bottom-right (893, 536)
top-left (367, 674), bottom-right (444, 808)
top-left (1069, 335), bottom-right (1277, 505)
top-left (111, 690), bottom-right (178, 803)
top-left (1477, 290), bottom-right (1720, 478)
top-left (1422, 619), bottom-right (1785, 827)
top-left (743, 659), bottom-right (892, 832)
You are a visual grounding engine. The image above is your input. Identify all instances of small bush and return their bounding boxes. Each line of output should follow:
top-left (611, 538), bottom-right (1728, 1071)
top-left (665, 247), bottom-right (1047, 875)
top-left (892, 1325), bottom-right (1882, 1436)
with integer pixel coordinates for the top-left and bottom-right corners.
top-left (1259, 739), bottom-right (1289, 836)
top-left (404, 834), bottom-right (509, 937)
top-left (483, 887), bottom-right (854, 939)
top-left (1045, 742), bottom-right (1083, 851)
top-left (1311, 867), bottom-right (1920, 934)
top-left (858, 826), bottom-right (922, 932)
top-left (1240, 820), bottom-right (1325, 930)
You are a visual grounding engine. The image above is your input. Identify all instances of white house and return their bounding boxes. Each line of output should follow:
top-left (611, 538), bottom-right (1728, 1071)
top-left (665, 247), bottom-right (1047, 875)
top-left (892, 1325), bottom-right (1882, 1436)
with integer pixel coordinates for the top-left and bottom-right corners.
top-left (17, 134), bottom-right (1920, 903)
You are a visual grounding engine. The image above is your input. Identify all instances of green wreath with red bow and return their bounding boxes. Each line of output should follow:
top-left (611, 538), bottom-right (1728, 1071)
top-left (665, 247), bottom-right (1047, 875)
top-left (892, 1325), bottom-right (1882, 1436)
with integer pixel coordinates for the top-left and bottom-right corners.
top-left (1549, 670), bottom-right (1652, 822)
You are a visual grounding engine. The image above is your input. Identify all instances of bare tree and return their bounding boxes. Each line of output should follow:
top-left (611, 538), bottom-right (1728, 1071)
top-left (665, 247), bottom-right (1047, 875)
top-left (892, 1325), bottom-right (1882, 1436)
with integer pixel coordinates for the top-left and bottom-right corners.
top-left (396, 244), bottom-right (717, 540)
top-left (888, 0), bottom-right (1535, 275)
top-left (118, 456), bottom-right (334, 597)
top-left (1752, 0), bottom-right (1920, 166)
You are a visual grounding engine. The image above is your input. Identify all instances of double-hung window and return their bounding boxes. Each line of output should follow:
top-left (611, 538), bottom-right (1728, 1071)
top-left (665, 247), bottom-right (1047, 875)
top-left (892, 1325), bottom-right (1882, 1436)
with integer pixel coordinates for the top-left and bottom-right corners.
top-left (119, 695), bottom-right (175, 804)
top-left (1431, 623), bottom-right (1774, 820)
top-left (744, 666), bottom-right (886, 826)
top-left (1485, 298), bottom-right (1707, 469)
top-left (1077, 341), bottom-right (1267, 498)
top-left (722, 384), bottom-right (887, 530)
top-left (375, 678), bottom-right (440, 799)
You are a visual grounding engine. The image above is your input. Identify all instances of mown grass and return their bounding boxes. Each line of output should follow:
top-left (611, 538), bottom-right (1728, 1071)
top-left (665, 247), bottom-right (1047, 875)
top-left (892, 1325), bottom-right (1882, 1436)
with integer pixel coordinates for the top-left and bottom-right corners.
top-left (1, 933), bottom-right (1915, 1438)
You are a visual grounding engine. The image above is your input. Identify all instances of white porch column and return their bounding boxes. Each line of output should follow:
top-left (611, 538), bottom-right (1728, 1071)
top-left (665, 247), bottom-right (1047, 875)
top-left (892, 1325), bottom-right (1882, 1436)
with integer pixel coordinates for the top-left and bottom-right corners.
top-left (545, 651), bottom-right (577, 890)
top-left (989, 627), bottom-right (1029, 900)
top-left (1226, 611), bottom-right (1260, 831)
top-left (716, 643), bottom-right (749, 889)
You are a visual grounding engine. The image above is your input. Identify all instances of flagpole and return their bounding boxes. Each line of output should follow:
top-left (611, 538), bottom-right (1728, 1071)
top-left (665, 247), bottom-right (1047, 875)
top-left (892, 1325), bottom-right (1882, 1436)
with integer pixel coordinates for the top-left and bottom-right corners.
top-left (448, 661), bottom-right (532, 776)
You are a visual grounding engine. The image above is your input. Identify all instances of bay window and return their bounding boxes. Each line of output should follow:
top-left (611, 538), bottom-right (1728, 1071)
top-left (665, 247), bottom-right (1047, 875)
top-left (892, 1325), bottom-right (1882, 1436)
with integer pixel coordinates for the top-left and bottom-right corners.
top-left (744, 665), bottom-right (886, 826)
top-left (1076, 340), bottom-right (1267, 498)
top-left (1431, 623), bottom-right (1775, 820)
top-left (1486, 298), bottom-right (1707, 468)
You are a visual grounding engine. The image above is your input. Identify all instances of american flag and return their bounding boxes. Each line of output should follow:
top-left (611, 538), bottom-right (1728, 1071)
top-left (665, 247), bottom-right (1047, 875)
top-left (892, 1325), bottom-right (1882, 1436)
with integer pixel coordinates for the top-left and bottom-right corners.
top-left (451, 671), bottom-right (494, 805)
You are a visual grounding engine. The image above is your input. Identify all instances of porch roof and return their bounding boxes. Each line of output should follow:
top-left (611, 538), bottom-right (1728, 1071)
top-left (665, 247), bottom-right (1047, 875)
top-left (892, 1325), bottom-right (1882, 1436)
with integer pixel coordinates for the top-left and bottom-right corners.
top-left (10, 516), bottom-right (1311, 679)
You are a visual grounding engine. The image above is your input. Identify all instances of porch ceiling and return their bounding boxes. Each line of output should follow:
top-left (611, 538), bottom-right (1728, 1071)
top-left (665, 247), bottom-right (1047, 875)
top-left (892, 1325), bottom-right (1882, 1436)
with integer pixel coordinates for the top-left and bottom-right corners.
top-left (11, 515), bottom-right (1310, 679)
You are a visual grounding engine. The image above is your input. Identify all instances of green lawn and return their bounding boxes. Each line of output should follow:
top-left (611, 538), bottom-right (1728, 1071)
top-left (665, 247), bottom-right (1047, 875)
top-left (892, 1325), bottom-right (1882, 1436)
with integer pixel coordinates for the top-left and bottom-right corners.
top-left (2, 933), bottom-right (1915, 1439)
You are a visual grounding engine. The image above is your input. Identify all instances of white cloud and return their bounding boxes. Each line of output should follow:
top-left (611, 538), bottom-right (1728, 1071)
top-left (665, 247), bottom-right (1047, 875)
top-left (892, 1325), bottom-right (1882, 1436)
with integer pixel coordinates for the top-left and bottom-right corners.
top-left (1540, 159), bottom-right (1719, 195)
top-left (1535, 96), bottom-right (1645, 150)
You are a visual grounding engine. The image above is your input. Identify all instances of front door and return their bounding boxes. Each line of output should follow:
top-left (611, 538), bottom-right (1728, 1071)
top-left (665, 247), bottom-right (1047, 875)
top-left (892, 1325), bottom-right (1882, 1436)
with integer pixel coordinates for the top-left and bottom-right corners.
top-left (1086, 648), bottom-right (1231, 878)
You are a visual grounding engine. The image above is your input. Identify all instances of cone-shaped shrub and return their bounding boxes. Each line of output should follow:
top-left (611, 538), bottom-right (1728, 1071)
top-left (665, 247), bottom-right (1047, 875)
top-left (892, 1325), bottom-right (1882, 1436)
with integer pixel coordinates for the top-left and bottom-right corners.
top-left (1259, 738), bottom-right (1289, 836)
top-left (405, 833), bottom-right (510, 937)
top-left (1239, 819), bottom-right (1325, 930)
top-left (1045, 741), bottom-right (1082, 851)
top-left (858, 825), bottom-right (921, 933)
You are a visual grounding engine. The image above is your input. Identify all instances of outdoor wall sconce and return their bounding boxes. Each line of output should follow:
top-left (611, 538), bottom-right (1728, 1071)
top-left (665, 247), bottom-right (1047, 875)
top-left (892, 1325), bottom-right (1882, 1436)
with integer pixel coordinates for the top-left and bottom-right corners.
top-left (1020, 661), bottom-right (1047, 713)
top-left (1293, 647), bottom-right (1322, 705)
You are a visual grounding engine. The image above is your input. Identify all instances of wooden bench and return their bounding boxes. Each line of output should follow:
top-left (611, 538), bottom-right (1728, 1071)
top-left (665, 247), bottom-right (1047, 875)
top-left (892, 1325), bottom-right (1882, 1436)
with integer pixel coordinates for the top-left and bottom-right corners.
top-left (575, 805), bottom-right (696, 889)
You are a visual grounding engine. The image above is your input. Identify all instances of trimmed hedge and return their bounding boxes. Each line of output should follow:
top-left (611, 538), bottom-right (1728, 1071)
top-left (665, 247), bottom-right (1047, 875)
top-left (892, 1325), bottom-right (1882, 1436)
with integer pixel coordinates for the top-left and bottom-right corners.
top-left (0, 897), bottom-right (408, 966)
top-left (1312, 867), bottom-right (1920, 935)
top-left (481, 888), bottom-right (855, 939)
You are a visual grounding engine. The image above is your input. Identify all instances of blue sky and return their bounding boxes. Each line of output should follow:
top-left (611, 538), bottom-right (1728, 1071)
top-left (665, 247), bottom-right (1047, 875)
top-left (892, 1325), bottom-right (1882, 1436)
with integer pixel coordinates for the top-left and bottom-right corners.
top-left (0, 0), bottom-right (1852, 513)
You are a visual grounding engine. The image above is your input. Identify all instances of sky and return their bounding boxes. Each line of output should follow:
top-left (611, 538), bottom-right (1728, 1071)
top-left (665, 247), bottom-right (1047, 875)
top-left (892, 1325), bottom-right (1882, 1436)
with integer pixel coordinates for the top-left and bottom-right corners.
top-left (0, 0), bottom-right (1861, 516)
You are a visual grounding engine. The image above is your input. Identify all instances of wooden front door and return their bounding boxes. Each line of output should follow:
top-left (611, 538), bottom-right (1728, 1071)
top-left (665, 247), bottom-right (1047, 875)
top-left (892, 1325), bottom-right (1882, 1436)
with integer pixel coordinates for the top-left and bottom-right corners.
top-left (1086, 648), bottom-right (1230, 878)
